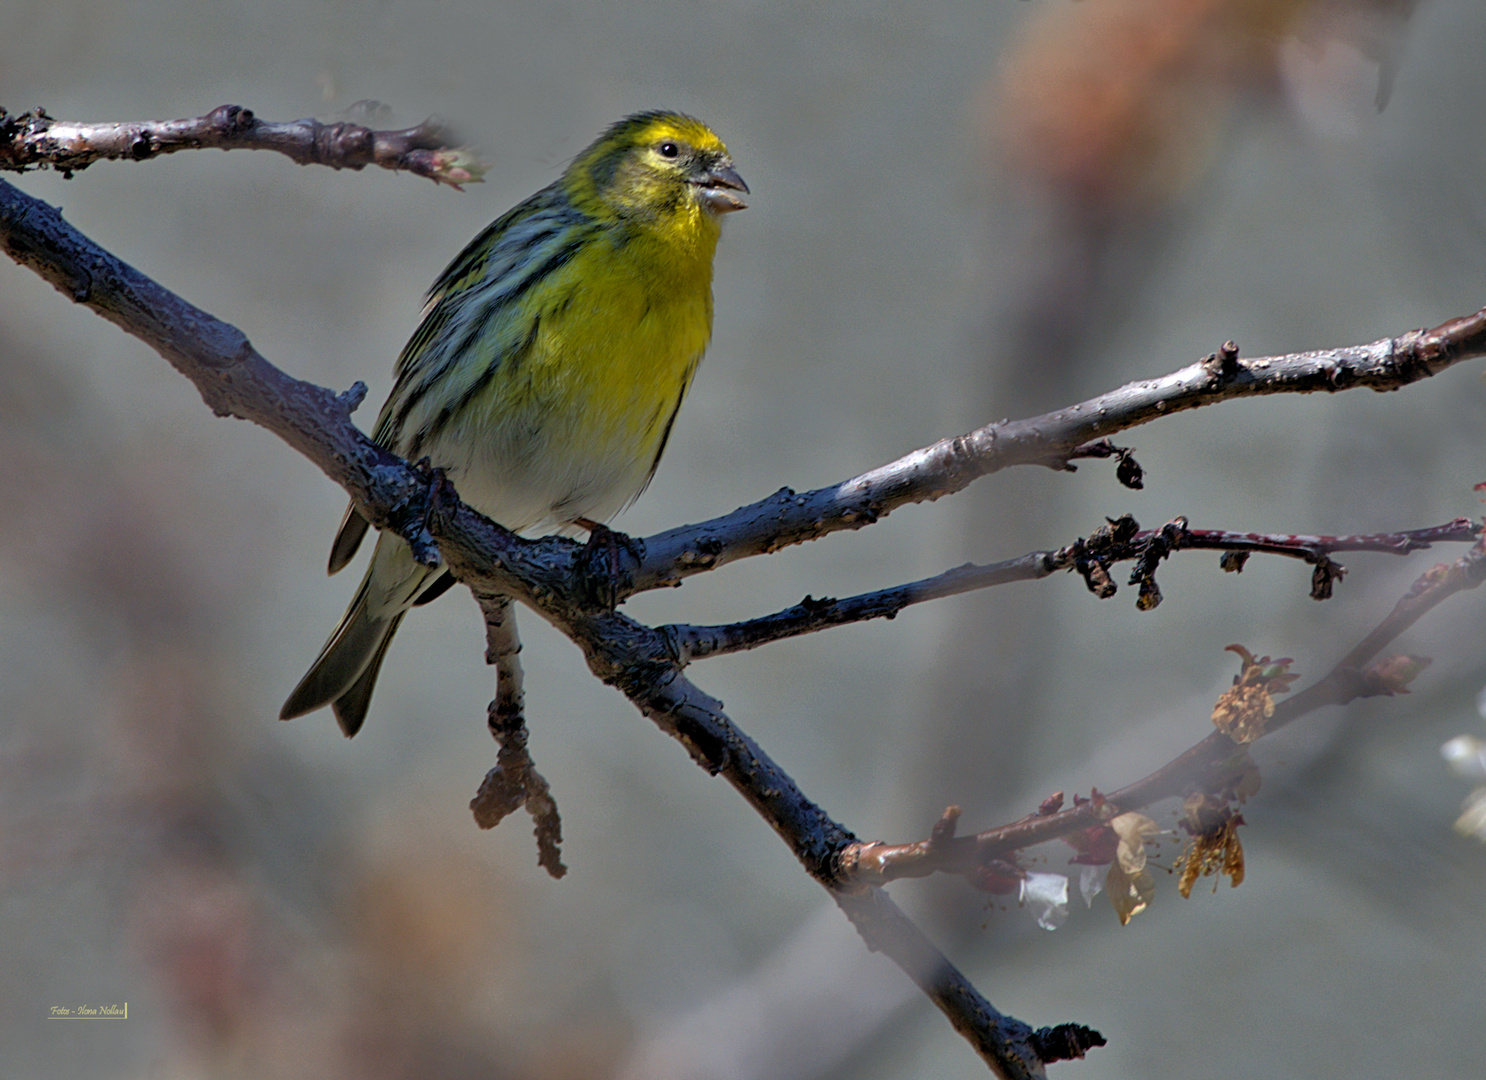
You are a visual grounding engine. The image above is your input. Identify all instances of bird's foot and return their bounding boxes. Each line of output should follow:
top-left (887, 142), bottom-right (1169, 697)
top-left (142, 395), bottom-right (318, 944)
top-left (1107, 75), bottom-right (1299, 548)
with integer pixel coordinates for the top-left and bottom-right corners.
top-left (575, 518), bottom-right (642, 610)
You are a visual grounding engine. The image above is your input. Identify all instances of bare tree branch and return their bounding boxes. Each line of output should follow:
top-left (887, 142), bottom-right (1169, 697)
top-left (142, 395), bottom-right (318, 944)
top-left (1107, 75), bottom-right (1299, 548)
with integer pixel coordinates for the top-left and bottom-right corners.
top-left (0, 104), bottom-right (483, 187)
top-left (388, 494), bottom-right (1059, 1077)
top-left (0, 174), bottom-right (1077, 1077)
top-left (631, 316), bottom-right (1486, 595)
top-left (663, 517), bottom-right (1482, 661)
top-left (6, 151), bottom-right (1486, 1074)
top-left (837, 537), bottom-right (1486, 889)
top-left (0, 175), bottom-right (450, 567)
top-left (469, 592), bottom-right (566, 877)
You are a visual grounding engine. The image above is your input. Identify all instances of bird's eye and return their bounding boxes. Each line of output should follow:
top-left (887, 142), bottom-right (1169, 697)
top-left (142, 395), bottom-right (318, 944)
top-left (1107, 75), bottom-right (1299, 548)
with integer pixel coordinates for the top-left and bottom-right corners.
top-left (658, 141), bottom-right (680, 159)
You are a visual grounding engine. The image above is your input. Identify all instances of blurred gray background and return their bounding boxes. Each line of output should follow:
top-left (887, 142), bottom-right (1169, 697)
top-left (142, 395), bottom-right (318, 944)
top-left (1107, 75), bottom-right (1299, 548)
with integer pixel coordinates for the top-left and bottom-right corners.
top-left (4, 1), bottom-right (1486, 1077)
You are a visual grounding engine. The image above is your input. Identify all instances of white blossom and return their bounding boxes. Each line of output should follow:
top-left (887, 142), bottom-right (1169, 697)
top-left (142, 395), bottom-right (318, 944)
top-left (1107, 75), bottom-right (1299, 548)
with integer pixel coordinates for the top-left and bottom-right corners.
top-left (1020, 872), bottom-right (1069, 931)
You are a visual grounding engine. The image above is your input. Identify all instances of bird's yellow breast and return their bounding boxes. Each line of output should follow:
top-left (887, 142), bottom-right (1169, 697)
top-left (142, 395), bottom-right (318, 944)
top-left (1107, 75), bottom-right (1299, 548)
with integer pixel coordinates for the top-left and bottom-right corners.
top-left (533, 219), bottom-right (714, 427)
top-left (439, 211), bottom-right (719, 529)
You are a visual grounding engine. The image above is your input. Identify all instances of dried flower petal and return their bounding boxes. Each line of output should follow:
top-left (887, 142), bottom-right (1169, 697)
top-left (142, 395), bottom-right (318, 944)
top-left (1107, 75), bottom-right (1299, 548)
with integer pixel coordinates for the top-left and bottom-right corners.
top-left (1110, 812), bottom-right (1160, 875)
top-left (1176, 803), bottom-right (1246, 898)
top-left (1079, 864), bottom-right (1105, 907)
top-left (1212, 644), bottom-right (1299, 742)
top-left (1107, 859), bottom-right (1156, 925)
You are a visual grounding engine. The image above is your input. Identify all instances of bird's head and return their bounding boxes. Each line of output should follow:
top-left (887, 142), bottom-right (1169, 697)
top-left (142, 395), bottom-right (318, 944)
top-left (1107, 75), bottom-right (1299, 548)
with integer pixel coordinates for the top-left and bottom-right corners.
top-left (567, 111), bottom-right (749, 225)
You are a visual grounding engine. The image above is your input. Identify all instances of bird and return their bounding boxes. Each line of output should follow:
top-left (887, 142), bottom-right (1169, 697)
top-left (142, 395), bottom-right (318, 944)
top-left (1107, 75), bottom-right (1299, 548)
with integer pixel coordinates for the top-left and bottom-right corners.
top-left (280, 111), bottom-right (747, 737)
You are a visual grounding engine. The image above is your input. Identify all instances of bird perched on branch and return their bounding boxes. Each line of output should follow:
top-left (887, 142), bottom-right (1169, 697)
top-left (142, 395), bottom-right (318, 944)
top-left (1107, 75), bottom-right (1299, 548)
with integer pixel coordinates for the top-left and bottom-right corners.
top-left (281, 111), bottom-right (748, 736)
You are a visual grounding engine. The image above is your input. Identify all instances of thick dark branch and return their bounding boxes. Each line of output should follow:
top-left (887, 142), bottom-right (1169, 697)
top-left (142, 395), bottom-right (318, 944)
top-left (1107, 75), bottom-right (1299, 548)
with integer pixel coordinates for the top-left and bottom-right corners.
top-left (605, 662), bottom-right (1058, 1078)
top-left (0, 104), bottom-right (482, 187)
top-left (8, 160), bottom-right (1477, 1075)
top-left (3, 162), bottom-right (1063, 1069)
top-left (427, 494), bottom-right (1062, 1079)
top-left (0, 176), bottom-right (447, 567)
top-left (831, 888), bottom-right (1084, 1074)
top-left (838, 539), bottom-right (1486, 887)
top-left (632, 311), bottom-right (1486, 593)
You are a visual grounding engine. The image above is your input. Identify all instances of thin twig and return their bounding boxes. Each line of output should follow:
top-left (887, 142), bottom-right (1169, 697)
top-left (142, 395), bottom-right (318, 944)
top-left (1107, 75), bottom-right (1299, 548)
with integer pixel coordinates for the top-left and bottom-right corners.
top-left (1185, 519), bottom-right (1480, 560)
top-left (0, 104), bottom-right (483, 187)
top-left (665, 551), bottom-right (1058, 661)
top-left (663, 517), bottom-right (1481, 661)
top-left (470, 593), bottom-right (565, 877)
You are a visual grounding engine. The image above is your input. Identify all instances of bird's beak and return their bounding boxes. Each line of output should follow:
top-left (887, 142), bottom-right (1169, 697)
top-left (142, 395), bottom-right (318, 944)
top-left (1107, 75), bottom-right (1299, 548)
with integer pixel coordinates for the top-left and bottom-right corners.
top-left (696, 160), bottom-right (749, 214)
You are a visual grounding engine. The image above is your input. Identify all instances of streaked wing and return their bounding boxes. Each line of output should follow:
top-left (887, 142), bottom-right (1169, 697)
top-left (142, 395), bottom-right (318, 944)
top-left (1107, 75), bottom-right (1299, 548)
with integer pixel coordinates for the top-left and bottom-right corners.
top-left (372, 185), bottom-right (599, 452)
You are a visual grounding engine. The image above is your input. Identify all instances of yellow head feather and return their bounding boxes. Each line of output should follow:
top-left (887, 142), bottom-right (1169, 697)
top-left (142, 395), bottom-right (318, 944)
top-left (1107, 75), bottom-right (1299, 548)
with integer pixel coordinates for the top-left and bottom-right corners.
top-left (563, 111), bottom-right (745, 224)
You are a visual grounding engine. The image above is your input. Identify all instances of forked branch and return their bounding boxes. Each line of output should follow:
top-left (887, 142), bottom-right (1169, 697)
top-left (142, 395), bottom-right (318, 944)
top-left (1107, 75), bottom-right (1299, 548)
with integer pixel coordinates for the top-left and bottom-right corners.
top-left (6, 126), bottom-right (1486, 1076)
top-left (837, 538), bottom-right (1486, 890)
top-left (632, 316), bottom-right (1486, 593)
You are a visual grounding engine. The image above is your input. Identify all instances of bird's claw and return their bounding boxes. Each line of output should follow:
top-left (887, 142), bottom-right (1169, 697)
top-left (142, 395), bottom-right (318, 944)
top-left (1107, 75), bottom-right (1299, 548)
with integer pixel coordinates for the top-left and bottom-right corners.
top-left (577, 518), bottom-right (642, 609)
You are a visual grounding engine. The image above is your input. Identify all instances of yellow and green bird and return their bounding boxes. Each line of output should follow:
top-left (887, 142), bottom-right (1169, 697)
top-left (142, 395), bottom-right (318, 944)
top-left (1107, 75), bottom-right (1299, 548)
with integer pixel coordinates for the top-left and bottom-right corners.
top-left (281, 111), bottom-right (748, 736)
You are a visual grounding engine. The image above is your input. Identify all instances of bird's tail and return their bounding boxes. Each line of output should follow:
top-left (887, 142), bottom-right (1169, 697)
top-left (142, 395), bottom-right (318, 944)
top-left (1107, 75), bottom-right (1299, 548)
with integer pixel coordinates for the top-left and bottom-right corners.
top-left (280, 534), bottom-right (430, 737)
